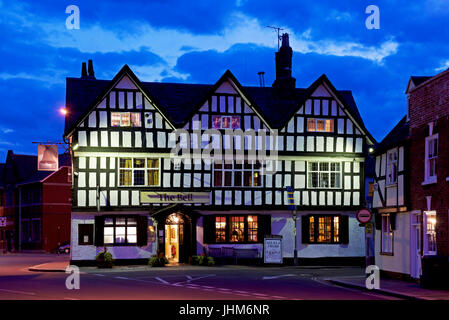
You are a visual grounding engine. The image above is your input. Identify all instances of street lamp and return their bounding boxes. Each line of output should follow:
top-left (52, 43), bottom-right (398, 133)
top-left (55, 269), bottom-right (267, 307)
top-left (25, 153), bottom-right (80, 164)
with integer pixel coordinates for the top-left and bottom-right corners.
top-left (293, 210), bottom-right (298, 266)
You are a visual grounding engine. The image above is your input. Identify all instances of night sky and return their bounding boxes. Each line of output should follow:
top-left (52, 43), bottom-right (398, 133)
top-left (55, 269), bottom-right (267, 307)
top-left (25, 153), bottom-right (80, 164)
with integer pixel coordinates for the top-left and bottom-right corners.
top-left (1, 0), bottom-right (448, 161)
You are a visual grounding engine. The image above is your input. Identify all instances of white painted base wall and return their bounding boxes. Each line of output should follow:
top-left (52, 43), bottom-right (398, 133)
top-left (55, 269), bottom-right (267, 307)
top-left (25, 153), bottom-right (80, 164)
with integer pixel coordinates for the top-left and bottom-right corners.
top-left (374, 211), bottom-right (410, 276)
top-left (70, 212), bottom-right (157, 262)
top-left (198, 210), bottom-right (365, 259)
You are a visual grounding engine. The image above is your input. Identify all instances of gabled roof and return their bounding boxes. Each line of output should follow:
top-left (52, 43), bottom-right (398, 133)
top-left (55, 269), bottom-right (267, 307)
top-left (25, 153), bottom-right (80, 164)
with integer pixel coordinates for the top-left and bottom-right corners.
top-left (4, 151), bottom-right (71, 186)
top-left (374, 116), bottom-right (409, 155)
top-left (405, 76), bottom-right (433, 93)
top-left (64, 66), bottom-right (374, 144)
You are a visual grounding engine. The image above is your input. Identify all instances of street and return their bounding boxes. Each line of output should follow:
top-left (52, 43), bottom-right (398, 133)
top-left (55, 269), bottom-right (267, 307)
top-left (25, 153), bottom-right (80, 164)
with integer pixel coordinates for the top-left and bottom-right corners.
top-left (0, 254), bottom-right (395, 300)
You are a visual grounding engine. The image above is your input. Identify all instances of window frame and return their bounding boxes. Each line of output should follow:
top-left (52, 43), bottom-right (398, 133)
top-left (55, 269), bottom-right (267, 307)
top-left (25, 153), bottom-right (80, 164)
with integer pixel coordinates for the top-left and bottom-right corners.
top-left (118, 157), bottom-right (161, 187)
top-left (212, 215), bottom-right (260, 244)
top-left (211, 115), bottom-right (241, 130)
top-left (423, 211), bottom-right (437, 256)
top-left (307, 161), bottom-right (342, 189)
top-left (424, 134), bottom-right (438, 183)
top-left (212, 160), bottom-right (263, 188)
top-left (380, 214), bottom-right (394, 255)
top-left (386, 149), bottom-right (398, 185)
top-left (306, 118), bottom-right (334, 132)
top-left (307, 214), bottom-right (342, 244)
top-left (111, 112), bottom-right (142, 127)
top-left (103, 216), bottom-right (138, 246)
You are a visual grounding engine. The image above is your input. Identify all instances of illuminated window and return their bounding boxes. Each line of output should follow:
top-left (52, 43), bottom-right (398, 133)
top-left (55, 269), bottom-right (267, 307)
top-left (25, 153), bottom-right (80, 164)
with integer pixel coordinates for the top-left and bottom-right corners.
top-left (308, 162), bottom-right (341, 189)
top-left (215, 216), bottom-right (226, 242)
top-left (386, 150), bottom-right (398, 185)
top-left (381, 214), bottom-right (393, 254)
top-left (119, 158), bottom-right (160, 186)
top-left (424, 211), bottom-right (437, 255)
top-left (104, 216), bottom-right (137, 245)
top-left (212, 115), bottom-right (241, 129)
top-left (308, 215), bottom-right (341, 244)
top-left (230, 216), bottom-right (245, 242)
top-left (248, 215), bottom-right (258, 242)
top-left (213, 160), bottom-right (262, 187)
top-left (111, 112), bottom-right (141, 127)
top-left (307, 118), bottom-right (334, 132)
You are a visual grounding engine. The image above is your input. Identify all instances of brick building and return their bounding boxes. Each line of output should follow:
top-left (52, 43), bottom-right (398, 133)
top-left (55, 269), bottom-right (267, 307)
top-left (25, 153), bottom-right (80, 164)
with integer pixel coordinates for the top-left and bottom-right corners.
top-left (407, 69), bottom-right (449, 260)
top-left (1, 150), bottom-right (72, 252)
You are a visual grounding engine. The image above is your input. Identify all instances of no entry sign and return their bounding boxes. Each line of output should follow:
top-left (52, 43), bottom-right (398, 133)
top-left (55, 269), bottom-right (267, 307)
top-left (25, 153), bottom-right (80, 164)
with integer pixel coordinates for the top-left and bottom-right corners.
top-left (356, 208), bottom-right (372, 224)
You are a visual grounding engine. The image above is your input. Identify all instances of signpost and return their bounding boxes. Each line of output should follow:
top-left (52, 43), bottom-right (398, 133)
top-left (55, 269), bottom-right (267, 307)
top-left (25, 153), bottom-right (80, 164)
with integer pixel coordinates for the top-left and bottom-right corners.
top-left (286, 186), bottom-right (298, 266)
top-left (356, 208), bottom-right (373, 267)
top-left (264, 235), bottom-right (283, 264)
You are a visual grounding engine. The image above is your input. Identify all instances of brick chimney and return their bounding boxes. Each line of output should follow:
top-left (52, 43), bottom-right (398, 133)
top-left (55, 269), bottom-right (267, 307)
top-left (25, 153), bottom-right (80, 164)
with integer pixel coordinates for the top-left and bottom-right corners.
top-left (272, 33), bottom-right (296, 98)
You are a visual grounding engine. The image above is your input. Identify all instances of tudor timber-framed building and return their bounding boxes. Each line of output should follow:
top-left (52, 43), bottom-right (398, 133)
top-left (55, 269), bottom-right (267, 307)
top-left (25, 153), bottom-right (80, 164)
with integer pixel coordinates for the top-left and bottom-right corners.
top-left (64, 34), bottom-right (375, 265)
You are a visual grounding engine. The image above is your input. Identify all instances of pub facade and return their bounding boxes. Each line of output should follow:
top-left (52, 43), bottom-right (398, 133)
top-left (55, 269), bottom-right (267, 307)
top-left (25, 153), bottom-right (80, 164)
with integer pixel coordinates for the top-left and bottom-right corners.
top-left (64, 34), bottom-right (375, 265)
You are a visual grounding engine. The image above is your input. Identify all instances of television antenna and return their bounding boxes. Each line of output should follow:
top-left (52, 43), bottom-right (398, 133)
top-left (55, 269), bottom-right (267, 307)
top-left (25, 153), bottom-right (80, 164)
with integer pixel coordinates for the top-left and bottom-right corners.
top-left (267, 26), bottom-right (284, 50)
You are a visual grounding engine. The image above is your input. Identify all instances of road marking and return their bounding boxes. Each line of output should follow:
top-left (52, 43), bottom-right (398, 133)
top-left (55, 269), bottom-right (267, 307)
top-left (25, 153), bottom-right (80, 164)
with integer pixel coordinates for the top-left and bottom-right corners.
top-left (201, 286), bottom-right (215, 289)
top-left (64, 297), bottom-right (79, 300)
top-left (186, 275), bottom-right (193, 280)
top-left (155, 277), bottom-right (170, 284)
top-left (235, 290), bottom-right (249, 294)
top-left (93, 274), bottom-right (105, 277)
top-left (262, 274), bottom-right (296, 280)
top-left (218, 288), bottom-right (231, 291)
top-left (0, 288), bottom-right (36, 296)
top-left (114, 276), bottom-right (130, 280)
top-left (271, 295), bottom-right (287, 299)
top-left (252, 293), bottom-right (268, 296)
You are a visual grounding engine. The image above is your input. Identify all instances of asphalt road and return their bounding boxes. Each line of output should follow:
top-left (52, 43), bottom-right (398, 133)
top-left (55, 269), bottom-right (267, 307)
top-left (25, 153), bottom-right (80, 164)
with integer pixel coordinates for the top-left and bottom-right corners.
top-left (0, 254), bottom-right (396, 300)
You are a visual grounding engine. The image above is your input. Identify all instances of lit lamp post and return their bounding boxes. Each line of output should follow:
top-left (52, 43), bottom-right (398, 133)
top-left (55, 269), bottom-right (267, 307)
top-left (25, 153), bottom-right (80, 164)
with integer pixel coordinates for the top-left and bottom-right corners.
top-left (293, 209), bottom-right (298, 266)
top-left (286, 186), bottom-right (298, 266)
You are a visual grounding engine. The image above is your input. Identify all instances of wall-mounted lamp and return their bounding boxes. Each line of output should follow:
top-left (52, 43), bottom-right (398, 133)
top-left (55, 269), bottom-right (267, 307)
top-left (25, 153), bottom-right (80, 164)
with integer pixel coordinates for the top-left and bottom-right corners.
top-left (72, 143), bottom-right (79, 151)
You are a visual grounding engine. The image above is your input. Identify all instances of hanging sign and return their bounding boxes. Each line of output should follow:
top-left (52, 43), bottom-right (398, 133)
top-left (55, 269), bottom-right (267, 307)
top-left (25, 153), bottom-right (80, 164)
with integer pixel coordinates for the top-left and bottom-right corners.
top-left (37, 144), bottom-right (58, 171)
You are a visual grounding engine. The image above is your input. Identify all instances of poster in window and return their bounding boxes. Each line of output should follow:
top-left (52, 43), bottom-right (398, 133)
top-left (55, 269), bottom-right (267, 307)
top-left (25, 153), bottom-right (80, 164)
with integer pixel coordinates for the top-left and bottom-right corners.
top-left (37, 144), bottom-right (58, 171)
top-left (212, 115), bottom-right (221, 129)
top-left (232, 116), bottom-right (241, 129)
top-left (221, 116), bottom-right (231, 129)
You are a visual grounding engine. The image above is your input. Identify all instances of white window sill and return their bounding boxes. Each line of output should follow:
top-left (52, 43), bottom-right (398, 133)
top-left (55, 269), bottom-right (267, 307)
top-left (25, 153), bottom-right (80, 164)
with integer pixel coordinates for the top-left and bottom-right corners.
top-left (386, 183), bottom-right (397, 188)
top-left (422, 179), bottom-right (437, 186)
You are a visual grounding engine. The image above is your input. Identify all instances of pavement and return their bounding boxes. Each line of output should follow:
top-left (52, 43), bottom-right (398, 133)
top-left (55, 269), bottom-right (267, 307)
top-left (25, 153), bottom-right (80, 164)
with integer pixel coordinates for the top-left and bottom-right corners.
top-left (327, 276), bottom-right (449, 300)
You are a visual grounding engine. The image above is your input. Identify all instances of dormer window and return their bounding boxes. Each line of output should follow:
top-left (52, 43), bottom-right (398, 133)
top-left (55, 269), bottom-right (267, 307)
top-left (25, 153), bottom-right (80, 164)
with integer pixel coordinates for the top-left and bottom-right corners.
top-left (307, 118), bottom-right (334, 132)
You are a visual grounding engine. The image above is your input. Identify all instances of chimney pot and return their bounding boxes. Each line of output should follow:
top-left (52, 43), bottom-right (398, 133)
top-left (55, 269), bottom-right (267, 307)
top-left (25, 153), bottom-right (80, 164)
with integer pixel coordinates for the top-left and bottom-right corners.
top-left (88, 59), bottom-right (95, 78)
top-left (81, 62), bottom-right (87, 78)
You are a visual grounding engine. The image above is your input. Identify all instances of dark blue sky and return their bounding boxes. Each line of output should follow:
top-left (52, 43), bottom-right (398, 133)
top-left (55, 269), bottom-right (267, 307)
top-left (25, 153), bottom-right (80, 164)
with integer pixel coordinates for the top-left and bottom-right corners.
top-left (1, 0), bottom-right (449, 160)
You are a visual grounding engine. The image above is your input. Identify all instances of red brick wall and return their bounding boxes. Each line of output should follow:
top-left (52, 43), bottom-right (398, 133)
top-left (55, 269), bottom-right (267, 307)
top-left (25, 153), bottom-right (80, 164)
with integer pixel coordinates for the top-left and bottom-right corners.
top-left (409, 71), bottom-right (449, 256)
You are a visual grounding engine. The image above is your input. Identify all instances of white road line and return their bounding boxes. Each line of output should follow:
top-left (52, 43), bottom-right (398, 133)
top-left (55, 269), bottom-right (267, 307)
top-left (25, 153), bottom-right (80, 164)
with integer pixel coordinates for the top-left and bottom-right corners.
top-left (201, 286), bottom-right (215, 289)
top-left (235, 290), bottom-right (249, 294)
top-left (186, 275), bottom-right (193, 280)
top-left (155, 277), bottom-right (170, 285)
top-left (252, 293), bottom-right (268, 296)
top-left (114, 276), bottom-right (130, 280)
top-left (262, 274), bottom-right (296, 280)
top-left (271, 295), bottom-right (286, 299)
top-left (93, 274), bottom-right (105, 277)
top-left (0, 288), bottom-right (36, 296)
top-left (218, 288), bottom-right (231, 291)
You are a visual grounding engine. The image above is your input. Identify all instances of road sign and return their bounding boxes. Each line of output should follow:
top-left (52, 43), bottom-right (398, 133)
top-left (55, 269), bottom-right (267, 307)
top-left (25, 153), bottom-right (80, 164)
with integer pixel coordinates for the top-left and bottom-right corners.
top-left (0, 217), bottom-right (6, 227)
top-left (356, 208), bottom-right (372, 224)
top-left (286, 186), bottom-right (295, 210)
